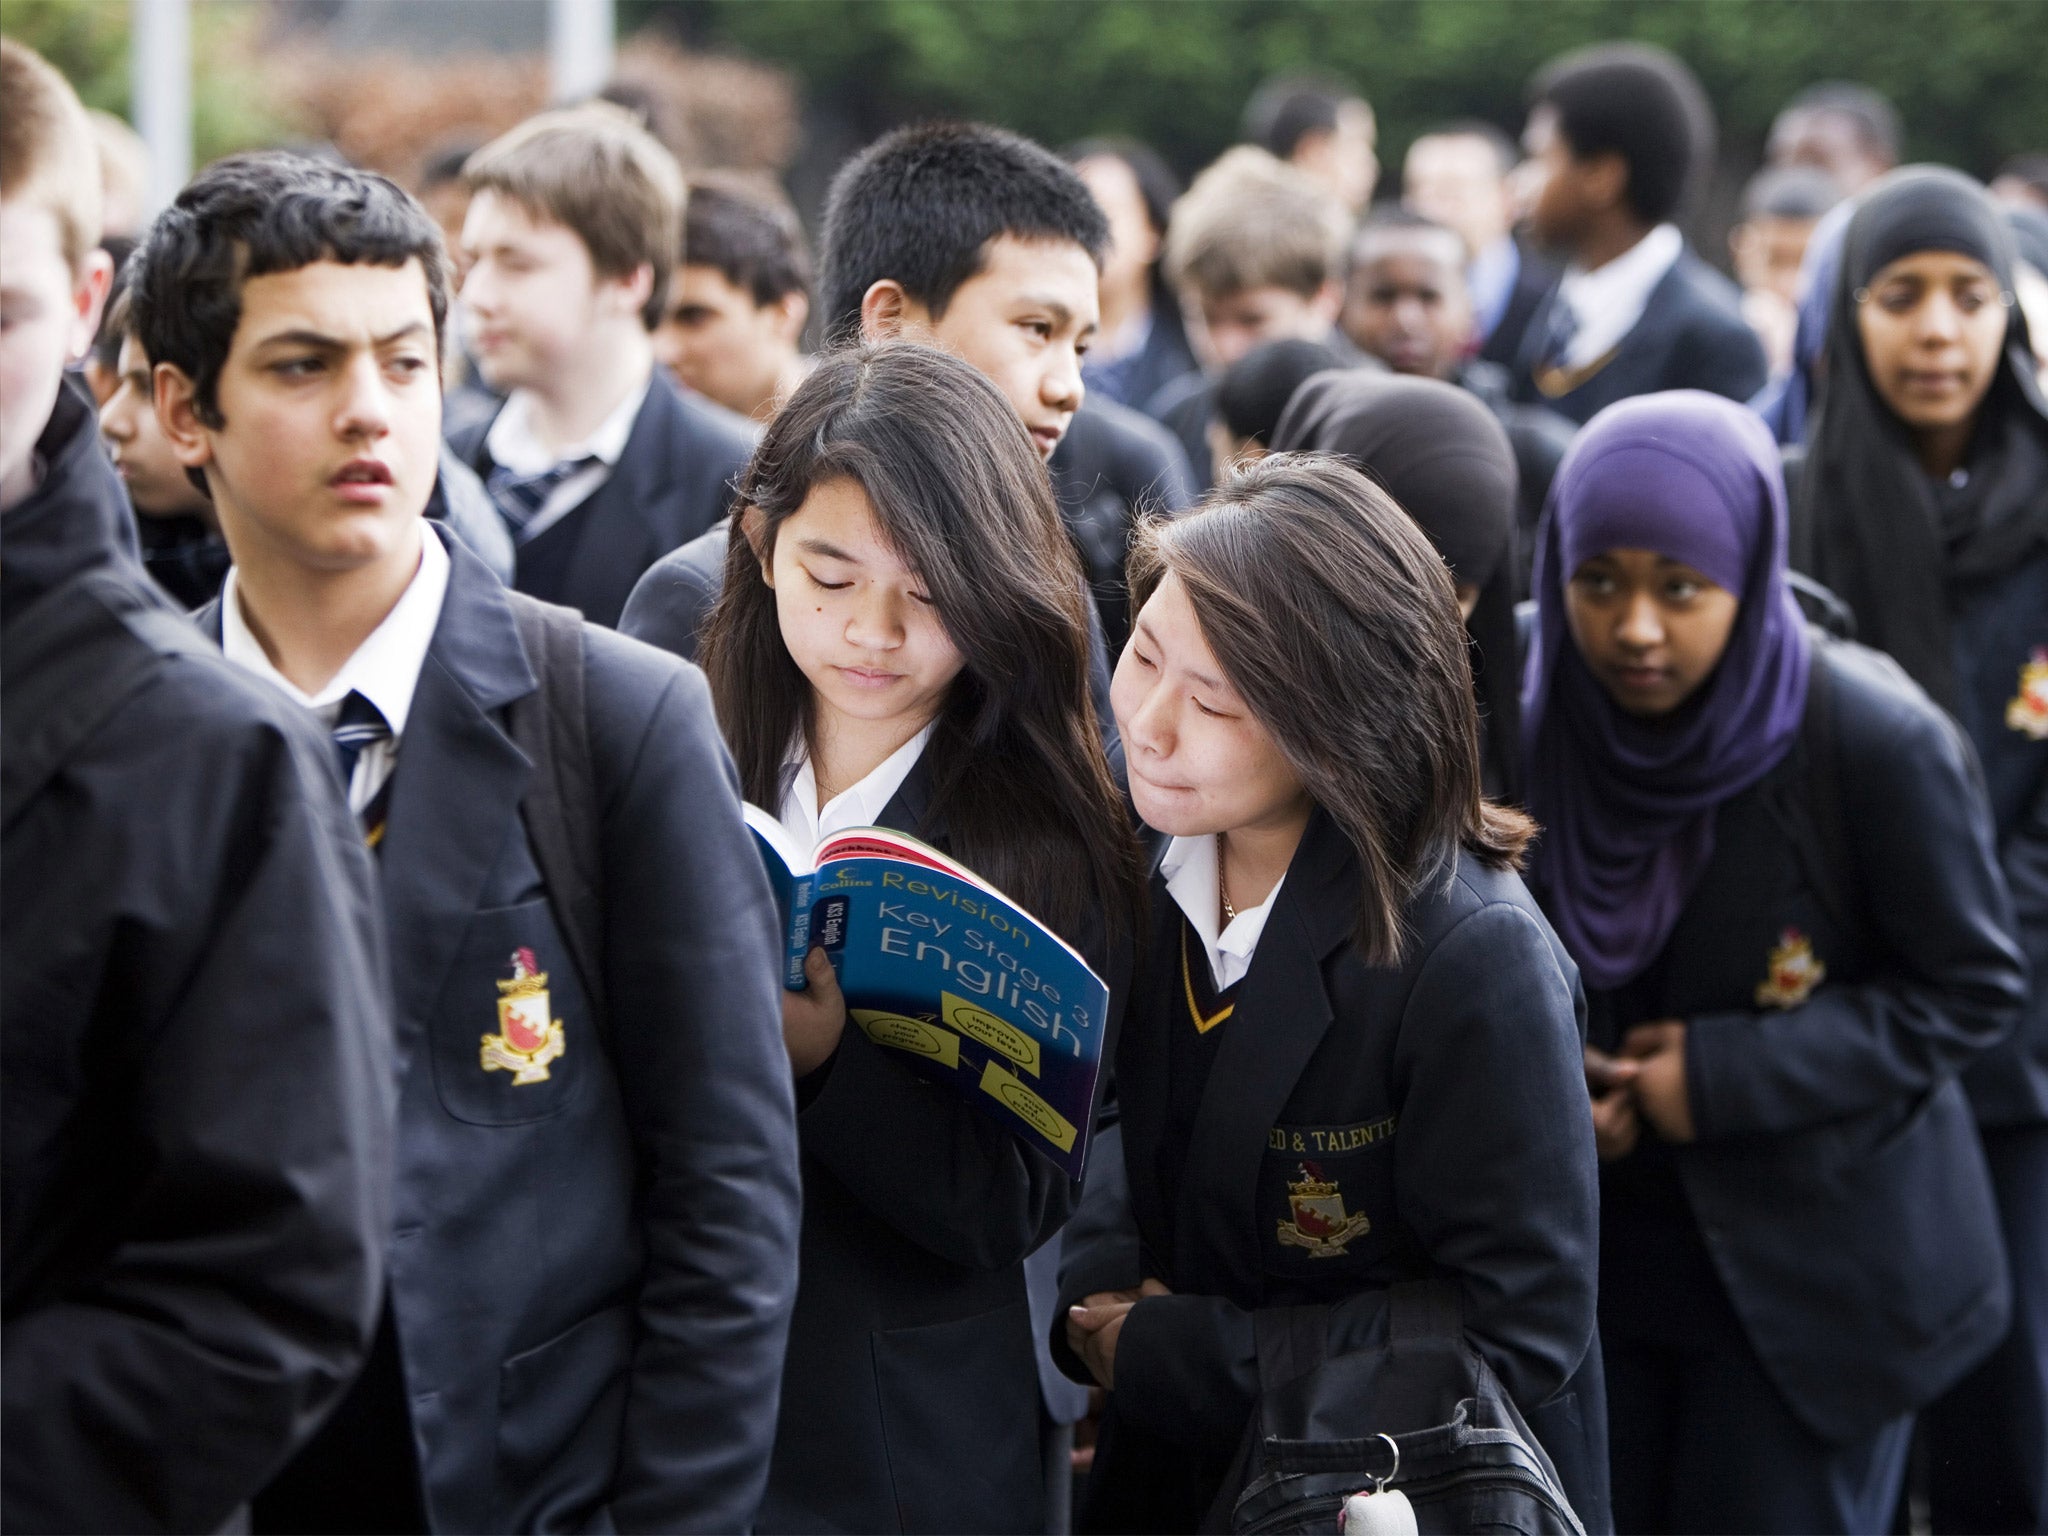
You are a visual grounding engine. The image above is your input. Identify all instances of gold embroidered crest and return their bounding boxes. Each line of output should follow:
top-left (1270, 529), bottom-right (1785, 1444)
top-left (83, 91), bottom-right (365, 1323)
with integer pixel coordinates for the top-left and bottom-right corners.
top-left (1755, 927), bottom-right (1826, 1009)
top-left (1276, 1162), bottom-right (1372, 1258)
top-left (481, 947), bottom-right (565, 1084)
top-left (2006, 649), bottom-right (2048, 741)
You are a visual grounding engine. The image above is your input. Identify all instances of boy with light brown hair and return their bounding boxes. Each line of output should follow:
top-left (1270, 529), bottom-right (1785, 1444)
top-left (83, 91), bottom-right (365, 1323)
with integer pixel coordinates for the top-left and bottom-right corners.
top-left (450, 103), bottom-right (756, 627)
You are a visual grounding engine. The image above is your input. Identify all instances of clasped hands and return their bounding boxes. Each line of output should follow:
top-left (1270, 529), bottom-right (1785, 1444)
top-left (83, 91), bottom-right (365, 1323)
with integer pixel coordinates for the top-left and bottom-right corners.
top-left (1585, 1019), bottom-right (1694, 1161)
top-left (1066, 1278), bottom-right (1172, 1391)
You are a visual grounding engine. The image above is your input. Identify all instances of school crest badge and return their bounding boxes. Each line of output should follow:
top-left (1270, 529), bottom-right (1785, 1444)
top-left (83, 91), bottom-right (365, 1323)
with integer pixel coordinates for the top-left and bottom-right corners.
top-left (1276, 1161), bottom-right (1372, 1258)
top-left (481, 947), bottom-right (565, 1084)
top-left (2006, 649), bottom-right (2048, 741)
top-left (1754, 927), bottom-right (1825, 1009)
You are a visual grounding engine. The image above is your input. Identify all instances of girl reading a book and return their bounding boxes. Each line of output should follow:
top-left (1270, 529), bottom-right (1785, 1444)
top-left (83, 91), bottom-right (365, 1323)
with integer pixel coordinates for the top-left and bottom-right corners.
top-left (1056, 454), bottom-right (1603, 1532)
top-left (699, 340), bottom-right (1142, 1534)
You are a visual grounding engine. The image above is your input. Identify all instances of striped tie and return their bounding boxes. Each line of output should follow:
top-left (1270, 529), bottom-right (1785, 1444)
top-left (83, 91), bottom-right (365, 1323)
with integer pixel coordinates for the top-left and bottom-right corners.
top-left (331, 690), bottom-right (394, 849)
top-left (487, 456), bottom-right (596, 541)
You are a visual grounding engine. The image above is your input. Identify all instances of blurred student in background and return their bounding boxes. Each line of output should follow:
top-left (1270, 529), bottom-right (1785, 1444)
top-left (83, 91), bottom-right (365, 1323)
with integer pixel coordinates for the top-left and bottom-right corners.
top-left (1766, 81), bottom-right (1901, 196)
top-left (1208, 336), bottom-right (1339, 471)
top-left (450, 105), bottom-right (756, 627)
top-left (1731, 165), bottom-right (1844, 378)
top-left (1067, 137), bottom-right (1200, 411)
top-left (1513, 44), bottom-right (1768, 422)
top-left (1405, 119), bottom-right (1558, 367)
top-left (1241, 71), bottom-right (1379, 215)
top-left (652, 173), bottom-right (813, 422)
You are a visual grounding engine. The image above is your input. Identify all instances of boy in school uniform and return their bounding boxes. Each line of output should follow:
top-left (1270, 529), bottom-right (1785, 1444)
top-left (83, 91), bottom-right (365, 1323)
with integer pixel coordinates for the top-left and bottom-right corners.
top-left (131, 149), bottom-right (801, 1533)
top-left (1511, 44), bottom-right (1768, 424)
top-left (448, 105), bottom-right (759, 628)
top-left (2, 43), bottom-right (394, 1532)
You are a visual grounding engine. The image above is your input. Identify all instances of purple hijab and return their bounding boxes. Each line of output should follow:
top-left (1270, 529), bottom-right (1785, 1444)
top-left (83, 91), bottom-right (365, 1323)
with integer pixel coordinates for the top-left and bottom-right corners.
top-left (1522, 391), bottom-right (1811, 990)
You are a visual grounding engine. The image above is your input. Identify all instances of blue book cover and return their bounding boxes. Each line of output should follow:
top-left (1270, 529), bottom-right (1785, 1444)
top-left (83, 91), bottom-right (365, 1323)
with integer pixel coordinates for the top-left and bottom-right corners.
top-left (744, 806), bottom-right (1108, 1179)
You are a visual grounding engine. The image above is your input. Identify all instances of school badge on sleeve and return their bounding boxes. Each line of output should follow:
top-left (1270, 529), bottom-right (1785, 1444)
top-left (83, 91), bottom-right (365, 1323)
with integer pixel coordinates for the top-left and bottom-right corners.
top-left (2006, 649), bottom-right (2048, 741)
top-left (1754, 927), bottom-right (1826, 1009)
top-left (481, 947), bottom-right (566, 1084)
top-left (1277, 1161), bottom-right (1372, 1258)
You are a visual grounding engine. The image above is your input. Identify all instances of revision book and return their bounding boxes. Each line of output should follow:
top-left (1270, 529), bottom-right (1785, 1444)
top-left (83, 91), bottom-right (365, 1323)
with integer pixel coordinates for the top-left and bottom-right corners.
top-left (744, 806), bottom-right (1107, 1179)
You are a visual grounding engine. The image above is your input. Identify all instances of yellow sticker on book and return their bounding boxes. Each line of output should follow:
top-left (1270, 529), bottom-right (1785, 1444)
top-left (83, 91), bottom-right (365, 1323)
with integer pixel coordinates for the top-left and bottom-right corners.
top-left (852, 1010), bottom-right (961, 1068)
top-left (979, 1061), bottom-right (1077, 1152)
top-left (943, 991), bottom-right (1041, 1076)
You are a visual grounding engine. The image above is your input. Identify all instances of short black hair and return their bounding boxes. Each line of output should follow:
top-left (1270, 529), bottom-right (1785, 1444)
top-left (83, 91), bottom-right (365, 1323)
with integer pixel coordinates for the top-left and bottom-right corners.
top-left (129, 151), bottom-right (450, 429)
top-left (1415, 119), bottom-right (1518, 178)
top-left (1216, 339), bottom-right (1341, 447)
top-left (1243, 73), bottom-right (1365, 161)
top-left (1352, 205), bottom-right (1469, 267)
top-left (683, 174), bottom-right (812, 307)
top-left (1780, 81), bottom-right (1901, 163)
top-left (1530, 43), bottom-right (1714, 226)
top-left (419, 137), bottom-right (481, 191)
top-left (1740, 164), bottom-right (1843, 222)
top-left (819, 122), bottom-right (1108, 343)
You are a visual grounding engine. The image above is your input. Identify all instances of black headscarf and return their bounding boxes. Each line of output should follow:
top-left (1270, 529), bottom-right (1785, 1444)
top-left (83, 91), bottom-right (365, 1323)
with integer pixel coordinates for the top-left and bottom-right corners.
top-left (1272, 369), bottom-right (1525, 800)
top-left (1794, 165), bottom-right (2048, 709)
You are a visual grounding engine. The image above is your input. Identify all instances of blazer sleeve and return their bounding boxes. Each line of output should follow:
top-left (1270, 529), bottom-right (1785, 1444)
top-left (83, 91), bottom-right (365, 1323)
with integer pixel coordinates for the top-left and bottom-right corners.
top-left (1050, 1120), bottom-right (1146, 1384)
top-left (590, 654), bottom-right (801, 1534)
top-left (1109, 902), bottom-right (1600, 1453)
top-left (1, 717), bottom-right (395, 1535)
top-left (1680, 309), bottom-right (1769, 406)
top-left (617, 540), bottom-right (724, 666)
top-left (1687, 683), bottom-right (2028, 1139)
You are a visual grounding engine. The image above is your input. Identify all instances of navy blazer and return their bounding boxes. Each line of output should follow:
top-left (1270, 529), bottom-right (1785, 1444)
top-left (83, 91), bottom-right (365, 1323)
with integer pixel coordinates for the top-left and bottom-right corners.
top-left (763, 758), bottom-right (1133, 1533)
top-left (204, 531), bottom-right (800, 1532)
top-left (1059, 812), bottom-right (1601, 1527)
top-left (1510, 249), bottom-right (1768, 425)
top-left (1571, 640), bottom-right (2026, 1444)
top-left (1477, 237), bottom-right (1560, 371)
top-left (448, 369), bottom-right (757, 628)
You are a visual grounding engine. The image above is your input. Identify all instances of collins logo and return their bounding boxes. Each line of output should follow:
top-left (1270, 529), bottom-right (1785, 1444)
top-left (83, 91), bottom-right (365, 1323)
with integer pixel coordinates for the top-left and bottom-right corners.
top-left (1755, 927), bottom-right (1825, 1009)
top-left (481, 947), bottom-right (565, 1084)
top-left (2006, 649), bottom-right (2048, 741)
top-left (1277, 1161), bottom-right (1372, 1258)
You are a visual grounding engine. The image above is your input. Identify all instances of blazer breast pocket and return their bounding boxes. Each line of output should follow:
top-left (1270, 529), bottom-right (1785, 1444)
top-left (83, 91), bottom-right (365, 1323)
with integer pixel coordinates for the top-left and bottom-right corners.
top-left (430, 900), bottom-right (591, 1127)
top-left (1260, 1117), bottom-right (1399, 1276)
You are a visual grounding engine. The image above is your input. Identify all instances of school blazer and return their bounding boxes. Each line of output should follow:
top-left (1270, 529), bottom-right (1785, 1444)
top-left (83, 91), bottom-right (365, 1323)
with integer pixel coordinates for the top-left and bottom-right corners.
top-left (447, 369), bottom-right (758, 629)
top-left (1057, 813), bottom-right (1600, 1508)
top-left (762, 759), bottom-right (1132, 1534)
top-left (1049, 396), bottom-right (1199, 649)
top-left (1510, 249), bottom-right (1768, 425)
top-left (202, 532), bottom-right (801, 1533)
top-left (1578, 640), bottom-right (2027, 1444)
top-left (1477, 238), bottom-right (1561, 371)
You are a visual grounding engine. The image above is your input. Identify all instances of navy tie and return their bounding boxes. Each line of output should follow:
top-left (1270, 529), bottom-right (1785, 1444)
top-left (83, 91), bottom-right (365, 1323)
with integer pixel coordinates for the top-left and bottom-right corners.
top-left (487, 456), bottom-right (596, 541)
top-left (331, 691), bottom-right (394, 848)
top-left (1536, 294), bottom-right (1581, 371)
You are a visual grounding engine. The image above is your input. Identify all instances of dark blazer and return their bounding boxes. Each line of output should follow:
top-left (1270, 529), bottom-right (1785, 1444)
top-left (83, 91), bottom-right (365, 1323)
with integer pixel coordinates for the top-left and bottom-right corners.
top-left (447, 369), bottom-right (758, 629)
top-left (201, 531), bottom-right (801, 1532)
top-left (764, 758), bottom-right (1133, 1533)
top-left (1510, 249), bottom-right (1769, 425)
top-left (1058, 813), bottom-right (1601, 1529)
top-left (2, 383), bottom-right (394, 1533)
top-left (1087, 297), bottom-right (1202, 416)
top-left (616, 519), bottom-right (1125, 775)
top-left (1572, 639), bottom-right (2026, 1444)
top-left (1477, 237), bottom-right (1560, 371)
top-left (1048, 397), bottom-right (1198, 648)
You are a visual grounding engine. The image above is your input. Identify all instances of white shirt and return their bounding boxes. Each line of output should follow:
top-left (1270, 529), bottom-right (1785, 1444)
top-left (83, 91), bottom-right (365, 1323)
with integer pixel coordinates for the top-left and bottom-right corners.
top-left (1553, 222), bottom-right (1684, 371)
top-left (775, 724), bottom-right (935, 852)
top-left (221, 526), bottom-right (451, 814)
top-left (483, 366), bottom-right (652, 542)
top-left (1161, 834), bottom-right (1286, 992)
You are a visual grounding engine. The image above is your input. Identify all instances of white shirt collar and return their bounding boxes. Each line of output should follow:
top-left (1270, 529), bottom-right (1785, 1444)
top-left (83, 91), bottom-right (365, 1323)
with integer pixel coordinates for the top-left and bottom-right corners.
top-left (776, 723), bottom-right (934, 851)
top-left (220, 522), bottom-right (450, 735)
top-left (1160, 833), bottom-right (1286, 992)
top-left (1554, 223), bottom-right (1684, 370)
top-left (485, 365), bottom-right (652, 478)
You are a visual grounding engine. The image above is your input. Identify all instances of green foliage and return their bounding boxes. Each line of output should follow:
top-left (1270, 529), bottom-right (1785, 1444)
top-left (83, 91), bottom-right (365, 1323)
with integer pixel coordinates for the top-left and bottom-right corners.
top-left (634, 0), bottom-right (2048, 180)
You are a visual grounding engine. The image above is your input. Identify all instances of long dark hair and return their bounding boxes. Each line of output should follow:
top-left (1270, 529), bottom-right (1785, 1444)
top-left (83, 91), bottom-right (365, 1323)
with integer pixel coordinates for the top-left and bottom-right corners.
top-left (1127, 454), bottom-right (1534, 966)
top-left (701, 342), bottom-right (1143, 949)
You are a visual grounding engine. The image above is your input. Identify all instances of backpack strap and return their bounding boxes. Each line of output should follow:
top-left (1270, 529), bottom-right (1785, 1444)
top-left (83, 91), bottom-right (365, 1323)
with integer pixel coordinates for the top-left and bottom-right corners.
top-left (1386, 1279), bottom-right (1464, 1348)
top-left (504, 593), bottom-right (608, 1024)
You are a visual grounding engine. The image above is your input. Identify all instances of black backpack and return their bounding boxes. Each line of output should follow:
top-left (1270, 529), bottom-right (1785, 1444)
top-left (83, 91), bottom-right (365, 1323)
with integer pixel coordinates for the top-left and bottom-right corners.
top-left (1209, 1283), bottom-right (1586, 1536)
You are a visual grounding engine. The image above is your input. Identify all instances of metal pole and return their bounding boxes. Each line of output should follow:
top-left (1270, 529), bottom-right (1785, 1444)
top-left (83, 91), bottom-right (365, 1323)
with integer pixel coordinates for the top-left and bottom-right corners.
top-left (548, 0), bottom-right (615, 104)
top-left (131, 0), bottom-right (192, 218)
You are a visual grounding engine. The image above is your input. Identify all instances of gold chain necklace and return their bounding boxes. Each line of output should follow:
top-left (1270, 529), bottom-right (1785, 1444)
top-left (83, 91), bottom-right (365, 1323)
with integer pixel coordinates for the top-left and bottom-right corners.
top-left (1217, 832), bottom-right (1238, 924)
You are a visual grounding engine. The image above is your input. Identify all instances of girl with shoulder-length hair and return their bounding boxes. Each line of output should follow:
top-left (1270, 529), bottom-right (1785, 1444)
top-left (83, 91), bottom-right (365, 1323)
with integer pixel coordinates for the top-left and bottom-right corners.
top-left (1056, 453), bottom-right (1604, 1533)
top-left (700, 340), bottom-right (1144, 1534)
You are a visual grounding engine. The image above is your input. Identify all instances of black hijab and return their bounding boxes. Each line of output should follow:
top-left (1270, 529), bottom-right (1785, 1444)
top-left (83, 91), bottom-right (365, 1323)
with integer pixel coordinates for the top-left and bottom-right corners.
top-left (1272, 369), bottom-right (1525, 800)
top-left (1794, 166), bottom-right (2048, 709)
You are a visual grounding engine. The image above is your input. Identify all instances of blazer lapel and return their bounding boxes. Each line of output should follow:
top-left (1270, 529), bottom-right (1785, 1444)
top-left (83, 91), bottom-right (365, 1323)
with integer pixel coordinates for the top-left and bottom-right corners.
top-left (1173, 810), bottom-right (1357, 1297)
top-left (377, 535), bottom-right (538, 1071)
top-left (563, 377), bottom-right (680, 621)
